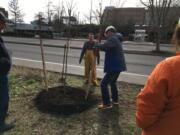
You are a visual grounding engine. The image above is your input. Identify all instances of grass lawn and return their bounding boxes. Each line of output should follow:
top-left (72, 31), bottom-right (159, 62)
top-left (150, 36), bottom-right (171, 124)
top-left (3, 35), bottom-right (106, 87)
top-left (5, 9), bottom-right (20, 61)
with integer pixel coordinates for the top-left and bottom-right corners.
top-left (3, 66), bottom-right (142, 135)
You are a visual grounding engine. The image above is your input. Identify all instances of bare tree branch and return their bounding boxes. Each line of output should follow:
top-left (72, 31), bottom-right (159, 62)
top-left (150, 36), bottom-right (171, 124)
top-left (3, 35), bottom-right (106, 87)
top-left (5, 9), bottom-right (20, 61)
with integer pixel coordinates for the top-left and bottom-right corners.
top-left (8, 0), bottom-right (24, 24)
top-left (141, 0), bottom-right (174, 51)
top-left (53, 0), bottom-right (65, 21)
top-left (92, 0), bottom-right (103, 25)
top-left (110, 0), bottom-right (127, 7)
top-left (140, 0), bottom-right (149, 7)
top-left (46, 0), bottom-right (54, 25)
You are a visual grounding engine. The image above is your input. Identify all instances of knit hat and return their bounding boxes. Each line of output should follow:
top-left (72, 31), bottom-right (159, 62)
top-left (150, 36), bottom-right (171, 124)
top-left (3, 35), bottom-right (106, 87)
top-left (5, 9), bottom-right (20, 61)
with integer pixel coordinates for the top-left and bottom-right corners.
top-left (105, 25), bottom-right (116, 33)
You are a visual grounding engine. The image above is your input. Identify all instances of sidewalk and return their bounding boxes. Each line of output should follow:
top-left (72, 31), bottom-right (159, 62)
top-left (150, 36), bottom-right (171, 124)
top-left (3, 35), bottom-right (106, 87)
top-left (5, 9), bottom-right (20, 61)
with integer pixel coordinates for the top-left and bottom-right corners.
top-left (12, 57), bottom-right (148, 85)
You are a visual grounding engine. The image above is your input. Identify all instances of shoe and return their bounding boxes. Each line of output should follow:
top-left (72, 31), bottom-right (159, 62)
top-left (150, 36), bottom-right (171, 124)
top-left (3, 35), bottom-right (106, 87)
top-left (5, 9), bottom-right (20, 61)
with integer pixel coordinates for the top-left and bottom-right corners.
top-left (0, 122), bottom-right (15, 132)
top-left (92, 81), bottom-right (99, 87)
top-left (85, 80), bottom-right (89, 84)
top-left (112, 101), bottom-right (119, 105)
top-left (98, 104), bottom-right (112, 110)
top-left (5, 112), bottom-right (9, 118)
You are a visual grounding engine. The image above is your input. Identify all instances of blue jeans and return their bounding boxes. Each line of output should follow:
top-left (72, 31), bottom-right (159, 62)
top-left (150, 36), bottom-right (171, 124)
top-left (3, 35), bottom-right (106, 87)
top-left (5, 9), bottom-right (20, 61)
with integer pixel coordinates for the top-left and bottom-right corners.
top-left (100, 72), bottom-right (120, 105)
top-left (0, 75), bottom-right (9, 125)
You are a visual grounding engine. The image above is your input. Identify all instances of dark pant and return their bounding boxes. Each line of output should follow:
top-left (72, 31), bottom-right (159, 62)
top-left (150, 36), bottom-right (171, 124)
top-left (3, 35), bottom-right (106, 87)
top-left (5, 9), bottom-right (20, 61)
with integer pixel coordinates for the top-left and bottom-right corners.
top-left (100, 72), bottom-right (120, 105)
top-left (0, 75), bottom-right (9, 125)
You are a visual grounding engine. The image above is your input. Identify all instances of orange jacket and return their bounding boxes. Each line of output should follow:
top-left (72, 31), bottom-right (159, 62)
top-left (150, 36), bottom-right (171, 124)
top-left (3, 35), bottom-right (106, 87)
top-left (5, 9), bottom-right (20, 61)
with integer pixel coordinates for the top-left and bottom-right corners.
top-left (136, 52), bottom-right (180, 135)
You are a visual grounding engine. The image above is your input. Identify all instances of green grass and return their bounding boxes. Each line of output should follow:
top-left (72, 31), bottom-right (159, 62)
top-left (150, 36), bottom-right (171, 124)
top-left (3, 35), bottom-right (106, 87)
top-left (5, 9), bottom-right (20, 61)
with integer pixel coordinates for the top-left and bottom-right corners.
top-left (4, 66), bottom-right (142, 135)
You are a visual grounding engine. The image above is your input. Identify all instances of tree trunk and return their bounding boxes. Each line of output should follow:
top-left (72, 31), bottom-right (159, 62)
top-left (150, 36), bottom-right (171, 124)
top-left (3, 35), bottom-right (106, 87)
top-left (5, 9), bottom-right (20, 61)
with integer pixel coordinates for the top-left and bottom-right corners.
top-left (156, 28), bottom-right (161, 52)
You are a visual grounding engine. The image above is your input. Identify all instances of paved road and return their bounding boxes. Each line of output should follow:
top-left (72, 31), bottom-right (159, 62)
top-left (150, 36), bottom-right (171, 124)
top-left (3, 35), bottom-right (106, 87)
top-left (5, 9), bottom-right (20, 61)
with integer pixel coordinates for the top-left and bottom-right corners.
top-left (3, 36), bottom-right (174, 52)
top-left (3, 36), bottom-right (170, 75)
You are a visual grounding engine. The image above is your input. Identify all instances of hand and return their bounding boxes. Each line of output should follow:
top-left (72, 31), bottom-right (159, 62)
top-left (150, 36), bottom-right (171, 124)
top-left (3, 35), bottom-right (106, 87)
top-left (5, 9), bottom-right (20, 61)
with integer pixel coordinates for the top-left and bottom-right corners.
top-left (97, 60), bottom-right (100, 65)
top-left (79, 59), bottom-right (81, 64)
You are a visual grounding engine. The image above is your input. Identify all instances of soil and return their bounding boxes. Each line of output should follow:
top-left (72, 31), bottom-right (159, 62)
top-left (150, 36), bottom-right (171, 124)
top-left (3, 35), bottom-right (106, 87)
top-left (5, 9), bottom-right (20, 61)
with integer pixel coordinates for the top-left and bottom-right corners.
top-left (34, 86), bottom-right (99, 115)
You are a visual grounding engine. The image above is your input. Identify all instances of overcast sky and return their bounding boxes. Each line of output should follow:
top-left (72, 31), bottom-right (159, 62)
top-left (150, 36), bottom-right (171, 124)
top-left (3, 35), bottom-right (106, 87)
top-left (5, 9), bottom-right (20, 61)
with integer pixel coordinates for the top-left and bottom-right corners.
top-left (0, 0), bottom-right (142, 23)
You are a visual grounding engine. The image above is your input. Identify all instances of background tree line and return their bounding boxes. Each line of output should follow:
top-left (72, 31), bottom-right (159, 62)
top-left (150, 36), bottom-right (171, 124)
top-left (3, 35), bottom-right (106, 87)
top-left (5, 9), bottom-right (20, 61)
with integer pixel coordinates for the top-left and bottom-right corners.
top-left (6, 0), bottom-right (180, 51)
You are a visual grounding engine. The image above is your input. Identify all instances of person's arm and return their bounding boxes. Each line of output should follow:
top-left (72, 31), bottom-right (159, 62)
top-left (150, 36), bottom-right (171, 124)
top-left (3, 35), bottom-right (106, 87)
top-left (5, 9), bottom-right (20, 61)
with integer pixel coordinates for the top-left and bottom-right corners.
top-left (0, 40), bottom-right (11, 61)
top-left (116, 33), bottom-right (123, 42)
top-left (95, 38), bottom-right (116, 51)
top-left (79, 42), bottom-right (86, 64)
top-left (136, 60), bottom-right (170, 129)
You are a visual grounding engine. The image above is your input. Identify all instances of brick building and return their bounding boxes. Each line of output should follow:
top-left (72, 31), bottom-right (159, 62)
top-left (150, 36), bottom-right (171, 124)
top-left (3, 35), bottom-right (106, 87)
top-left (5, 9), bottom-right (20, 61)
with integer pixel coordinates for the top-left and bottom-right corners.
top-left (102, 7), bottom-right (146, 26)
top-left (103, 6), bottom-right (180, 29)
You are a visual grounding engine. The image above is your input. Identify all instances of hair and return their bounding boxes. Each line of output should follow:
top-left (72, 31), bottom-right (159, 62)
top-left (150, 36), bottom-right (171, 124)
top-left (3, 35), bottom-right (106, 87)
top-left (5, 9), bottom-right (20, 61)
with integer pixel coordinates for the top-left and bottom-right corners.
top-left (172, 25), bottom-right (180, 51)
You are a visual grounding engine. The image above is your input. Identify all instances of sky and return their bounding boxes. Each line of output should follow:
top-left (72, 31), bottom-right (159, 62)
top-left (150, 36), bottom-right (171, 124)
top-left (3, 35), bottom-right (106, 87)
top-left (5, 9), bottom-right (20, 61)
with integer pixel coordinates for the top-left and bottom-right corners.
top-left (0, 0), bottom-right (142, 23)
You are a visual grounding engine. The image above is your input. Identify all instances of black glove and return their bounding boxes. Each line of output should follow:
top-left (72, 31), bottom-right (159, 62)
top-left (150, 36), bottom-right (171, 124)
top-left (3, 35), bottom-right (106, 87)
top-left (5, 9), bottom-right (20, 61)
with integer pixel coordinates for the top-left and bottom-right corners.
top-left (0, 57), bottom-right (11, 75)
top-left (97, 60), bottom-right (100, 65)
top-left (79, 59), bottom-right (81, 64)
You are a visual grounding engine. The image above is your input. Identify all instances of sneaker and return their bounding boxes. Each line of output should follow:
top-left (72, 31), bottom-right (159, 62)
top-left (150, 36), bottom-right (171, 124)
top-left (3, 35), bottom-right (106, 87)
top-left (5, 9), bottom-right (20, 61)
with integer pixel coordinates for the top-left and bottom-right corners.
top-left (98, 104), bottom-right (112, 110)
top-left (92, 81), bottom-right (99, 87)
top-left (112, 101), bottom-right (119, 105)
top-left (5, 112), bottom-right (9, 118)
top-left (85, 80), bottom-right (89, 84)
top-left (0, 122), bottom-right (15, 132)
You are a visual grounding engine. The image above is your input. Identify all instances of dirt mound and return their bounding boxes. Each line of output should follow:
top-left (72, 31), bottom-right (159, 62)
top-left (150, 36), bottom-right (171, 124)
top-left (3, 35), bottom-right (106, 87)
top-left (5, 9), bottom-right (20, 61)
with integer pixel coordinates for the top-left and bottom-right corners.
top-left (34, 86), bottom-right (99, 115)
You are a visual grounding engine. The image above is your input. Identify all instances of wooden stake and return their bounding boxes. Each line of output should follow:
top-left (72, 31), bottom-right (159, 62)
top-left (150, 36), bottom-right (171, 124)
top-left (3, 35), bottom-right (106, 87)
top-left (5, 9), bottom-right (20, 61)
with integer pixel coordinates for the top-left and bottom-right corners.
top-left (38, 14), bottom-right (48, 91)
top-left (39, 36), bottom-right (48, 91)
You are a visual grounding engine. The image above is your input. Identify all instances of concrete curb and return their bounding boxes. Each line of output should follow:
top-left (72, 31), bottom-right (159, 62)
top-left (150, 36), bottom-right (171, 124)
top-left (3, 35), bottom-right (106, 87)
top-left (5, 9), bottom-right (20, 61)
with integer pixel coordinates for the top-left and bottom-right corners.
top-left (12, 57), bottom-right (148, 85)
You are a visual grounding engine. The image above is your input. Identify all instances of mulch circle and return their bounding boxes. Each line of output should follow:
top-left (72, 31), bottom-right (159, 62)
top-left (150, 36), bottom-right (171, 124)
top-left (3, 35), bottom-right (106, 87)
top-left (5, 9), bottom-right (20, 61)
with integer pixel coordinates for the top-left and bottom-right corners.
top-left (34, 86), bottom-right (99, 115)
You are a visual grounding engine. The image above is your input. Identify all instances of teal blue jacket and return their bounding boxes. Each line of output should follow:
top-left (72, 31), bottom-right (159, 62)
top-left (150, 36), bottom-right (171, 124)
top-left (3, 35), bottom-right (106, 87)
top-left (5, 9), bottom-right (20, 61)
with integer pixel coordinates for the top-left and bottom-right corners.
top-left (96, 33), bottom-right (126, 73)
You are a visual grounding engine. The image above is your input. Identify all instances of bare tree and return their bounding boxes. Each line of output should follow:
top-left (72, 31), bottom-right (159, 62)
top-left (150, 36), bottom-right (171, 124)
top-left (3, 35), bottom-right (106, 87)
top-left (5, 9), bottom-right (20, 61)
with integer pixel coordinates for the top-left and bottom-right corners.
top-left (84, 0), bottom-right (93, 24)
top-left (35, 12), bottom-right (48, 91)
top-left (46, 0), bottom-right (54, 26)
top-left (140, 0), bottom-right (173, 52)
top-left (65, 0), bottom-right (77, 20)
top-left (8, 0), bottom-right (24, 25)
top-left (162, 1), bottom-right (180, 41)
top-left (54, 0), bottom-right (65, 21)
top-left (61, 0), bottom-right (76, 86)
top-left (110, 0), bottom-right (126, 7)
top-left (52, 0), bottom-right (65, 32)
top-left (173, 0), bottom-right (180, 6)
top-left (93, 0), bottom-right (103, 25)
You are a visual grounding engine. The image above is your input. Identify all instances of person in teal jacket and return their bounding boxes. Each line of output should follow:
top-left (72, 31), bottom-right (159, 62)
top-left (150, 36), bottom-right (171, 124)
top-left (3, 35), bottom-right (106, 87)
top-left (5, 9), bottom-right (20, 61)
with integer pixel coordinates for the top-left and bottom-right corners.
top-left (95, 26), bottom-right (126, 110)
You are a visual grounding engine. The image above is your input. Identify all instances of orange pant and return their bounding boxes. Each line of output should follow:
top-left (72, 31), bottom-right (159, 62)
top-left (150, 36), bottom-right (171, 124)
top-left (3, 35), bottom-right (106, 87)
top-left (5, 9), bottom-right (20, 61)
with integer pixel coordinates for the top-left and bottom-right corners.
top-left (84, 50), bottom-right (97, 83)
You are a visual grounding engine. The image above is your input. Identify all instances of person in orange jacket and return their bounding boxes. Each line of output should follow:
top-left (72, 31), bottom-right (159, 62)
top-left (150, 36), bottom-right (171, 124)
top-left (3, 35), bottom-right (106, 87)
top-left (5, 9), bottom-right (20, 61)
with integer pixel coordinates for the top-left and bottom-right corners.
top-left (79, 33), bottom-right (100, 86)
top-left (136, 21), bottom-right (180, 135)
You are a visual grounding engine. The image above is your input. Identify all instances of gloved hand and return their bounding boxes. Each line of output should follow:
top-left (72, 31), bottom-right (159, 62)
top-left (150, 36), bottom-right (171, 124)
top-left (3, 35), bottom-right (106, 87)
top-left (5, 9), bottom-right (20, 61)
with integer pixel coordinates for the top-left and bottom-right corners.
top-left (79, 59), bottom-right (81, 64)
top-left (97, 60), bottom-right (100, 65)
